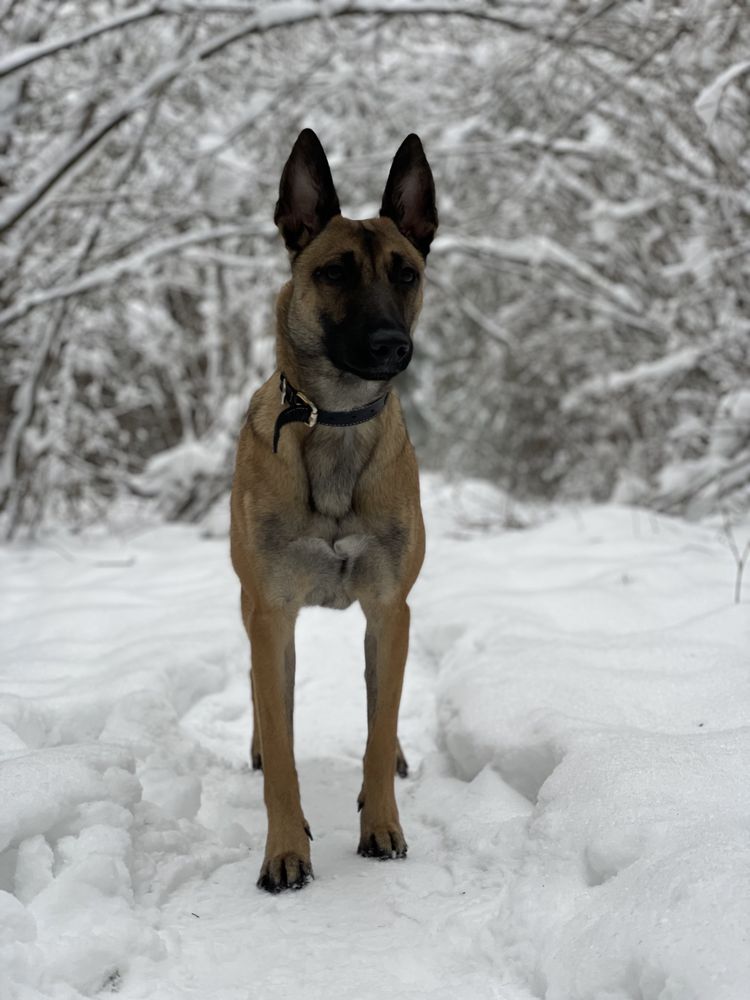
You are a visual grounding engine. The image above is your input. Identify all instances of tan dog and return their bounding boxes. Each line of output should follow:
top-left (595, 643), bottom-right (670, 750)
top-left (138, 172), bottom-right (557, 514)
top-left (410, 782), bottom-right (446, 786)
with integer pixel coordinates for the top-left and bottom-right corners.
top-left (230, 129), bottom-right (437, 892)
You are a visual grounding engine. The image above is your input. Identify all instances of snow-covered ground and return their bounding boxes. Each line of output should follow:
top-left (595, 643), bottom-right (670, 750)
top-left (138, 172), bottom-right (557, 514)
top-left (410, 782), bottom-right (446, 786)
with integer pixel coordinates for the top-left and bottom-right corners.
top-left (1, 476), bottom-right (748, 1000)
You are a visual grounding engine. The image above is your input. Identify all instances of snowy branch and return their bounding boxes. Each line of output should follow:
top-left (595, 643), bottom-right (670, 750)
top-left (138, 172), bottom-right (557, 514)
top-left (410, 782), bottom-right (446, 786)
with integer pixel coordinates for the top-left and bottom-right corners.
top-left (1, 7), bottom-right (376, 233)
top-left (694, 59), bottom-right (750, 130)
top-left (0, 224), bottom-right (274, 327)
top-left (428, 269), bottom-right (514, 351)
top-left (435, 233), bottom-right (642, 311)
top-left (0, 5), bottom-right (177, 79)
top-left (2, 1), bottom-right (748, 526)
top-left (0, 0), bottom-right (597, 236)
top-left (561, 344), bottom-right (708, 411)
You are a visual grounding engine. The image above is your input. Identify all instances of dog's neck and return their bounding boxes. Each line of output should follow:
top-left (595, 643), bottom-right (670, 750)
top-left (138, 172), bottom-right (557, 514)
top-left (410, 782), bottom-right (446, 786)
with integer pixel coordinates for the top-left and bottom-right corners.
top-left (276, 334), bottom-right (392, 413)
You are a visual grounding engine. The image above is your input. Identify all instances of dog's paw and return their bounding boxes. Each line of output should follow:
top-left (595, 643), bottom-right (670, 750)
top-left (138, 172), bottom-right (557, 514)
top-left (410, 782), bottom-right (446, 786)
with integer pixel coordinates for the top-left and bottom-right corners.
top-left (357, 825), bottom-right (407, 860)
top-left (257, 853), bottom-right (313, 893)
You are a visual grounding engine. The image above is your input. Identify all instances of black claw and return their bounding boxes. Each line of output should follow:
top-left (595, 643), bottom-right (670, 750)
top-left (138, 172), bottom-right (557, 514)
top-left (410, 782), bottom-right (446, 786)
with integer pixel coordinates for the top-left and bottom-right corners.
top-left (391, 832), bottom-right (407, 858)
top-left (396, 758), bottom-right (409, 778)
top-left (288, 862), bottom-right (313, 890)
top-left (357, 797), bottom-right (364, 813)
top-left (304, 822), bottom-right (313, 841)
top-left (251, 752), bottom-right (263, 771)
top-left (358, 833), bottom-right (388, 858)
top-left (257, 858), bottom-right (314, 893)
top-left (257, 872), bottom-right (282, 894)
top-left (357, 830), bottom-right (408, 859)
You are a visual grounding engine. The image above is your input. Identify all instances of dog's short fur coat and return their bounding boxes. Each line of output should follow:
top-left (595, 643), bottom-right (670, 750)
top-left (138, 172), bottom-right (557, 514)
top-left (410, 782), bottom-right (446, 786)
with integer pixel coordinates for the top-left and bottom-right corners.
top-left (230, 129), bottom-right (437, 892)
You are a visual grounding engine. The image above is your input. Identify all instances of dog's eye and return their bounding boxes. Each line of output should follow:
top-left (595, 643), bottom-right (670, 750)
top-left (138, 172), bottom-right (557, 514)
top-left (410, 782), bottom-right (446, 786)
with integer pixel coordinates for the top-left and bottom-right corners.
top-left (399, 267), bottom-right (418, 285)
top-left (323, 263), bottom-right (344, 282)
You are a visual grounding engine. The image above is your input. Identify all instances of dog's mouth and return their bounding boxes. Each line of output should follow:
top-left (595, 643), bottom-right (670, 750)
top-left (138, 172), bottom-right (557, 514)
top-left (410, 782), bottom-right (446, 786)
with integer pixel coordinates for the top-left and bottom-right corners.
top-left (335, 360), bottom-right (409, 382)
top-left (331, 344), bottom-right (413, 383)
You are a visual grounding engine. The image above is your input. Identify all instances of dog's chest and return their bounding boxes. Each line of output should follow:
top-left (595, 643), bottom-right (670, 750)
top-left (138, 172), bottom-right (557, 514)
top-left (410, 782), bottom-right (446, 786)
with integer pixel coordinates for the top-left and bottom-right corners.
top-left (250, 420), bottom-right (405, 610)
top-left (304, 428), bottom-right (371, 520)
top-left (287, 427), bottom-right (395, 609)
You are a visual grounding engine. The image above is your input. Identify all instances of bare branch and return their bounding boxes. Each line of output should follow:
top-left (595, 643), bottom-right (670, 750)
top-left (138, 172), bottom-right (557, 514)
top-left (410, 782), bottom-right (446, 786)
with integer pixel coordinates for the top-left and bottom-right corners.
top-left (721, 508), bottom-right (750, 605)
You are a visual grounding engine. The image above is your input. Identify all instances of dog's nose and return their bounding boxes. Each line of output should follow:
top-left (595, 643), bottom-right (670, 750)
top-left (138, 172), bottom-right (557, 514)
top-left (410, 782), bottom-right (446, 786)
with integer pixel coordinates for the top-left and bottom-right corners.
top-left (368, 329), bottom-right (412, 372)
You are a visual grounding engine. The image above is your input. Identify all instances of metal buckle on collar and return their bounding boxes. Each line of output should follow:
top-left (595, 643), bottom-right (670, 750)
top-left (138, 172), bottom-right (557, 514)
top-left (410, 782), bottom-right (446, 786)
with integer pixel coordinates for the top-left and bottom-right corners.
top-left (278, 373), bottom-right (317, 427)
top-left (296, 389), bottom-right (318, 428)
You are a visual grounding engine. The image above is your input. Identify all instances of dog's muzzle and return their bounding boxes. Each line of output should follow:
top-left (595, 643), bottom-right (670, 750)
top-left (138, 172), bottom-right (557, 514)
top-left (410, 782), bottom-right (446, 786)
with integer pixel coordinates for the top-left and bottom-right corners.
top-left (367, 328), bottom-right (412, 376)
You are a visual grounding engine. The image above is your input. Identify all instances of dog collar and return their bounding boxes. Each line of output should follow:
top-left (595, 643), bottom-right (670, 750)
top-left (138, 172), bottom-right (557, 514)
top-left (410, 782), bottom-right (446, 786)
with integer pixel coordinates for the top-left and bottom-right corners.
top-left (273, 373), bottom-right (389, 453)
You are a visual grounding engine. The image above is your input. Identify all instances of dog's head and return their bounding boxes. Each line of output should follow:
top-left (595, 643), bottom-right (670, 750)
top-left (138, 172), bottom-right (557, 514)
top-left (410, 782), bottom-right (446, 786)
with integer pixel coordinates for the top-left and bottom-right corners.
top-left (274, 129), bottom-right (437, 387)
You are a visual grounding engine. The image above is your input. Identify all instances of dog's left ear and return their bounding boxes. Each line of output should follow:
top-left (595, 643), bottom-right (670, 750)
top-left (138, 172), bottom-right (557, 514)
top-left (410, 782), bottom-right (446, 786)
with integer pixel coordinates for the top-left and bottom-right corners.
top-left (274, 129), bottom-right (341, 253)
top-left (380, 134), bottom-right (438, 257)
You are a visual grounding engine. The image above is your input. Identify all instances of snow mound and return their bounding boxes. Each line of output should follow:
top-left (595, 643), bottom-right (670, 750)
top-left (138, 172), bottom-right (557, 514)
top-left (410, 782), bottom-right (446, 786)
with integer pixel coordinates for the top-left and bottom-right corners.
top-left (0, 526), bottom-right (248, 998)
top-left (439, 632), bottom-right (749, 794)
top-left (432, 503), bottom-right (749, 999)
top-left (507, 731), bottom-right (750, 1000)
top-left (0, 743), bottom-right (137, 853)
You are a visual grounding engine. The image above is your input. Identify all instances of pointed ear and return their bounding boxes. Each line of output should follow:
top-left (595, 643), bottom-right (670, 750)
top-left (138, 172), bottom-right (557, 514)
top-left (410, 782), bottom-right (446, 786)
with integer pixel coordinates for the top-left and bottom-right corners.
top-left (380, 134), bottom-right (438, 257)
top-left (274, 129), bottom-right (341, 252)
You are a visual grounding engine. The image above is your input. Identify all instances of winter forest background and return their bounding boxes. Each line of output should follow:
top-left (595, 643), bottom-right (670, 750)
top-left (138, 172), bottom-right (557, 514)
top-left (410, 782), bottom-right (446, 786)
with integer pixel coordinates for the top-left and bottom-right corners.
top-left (1, 0), bottom-right (749, 535)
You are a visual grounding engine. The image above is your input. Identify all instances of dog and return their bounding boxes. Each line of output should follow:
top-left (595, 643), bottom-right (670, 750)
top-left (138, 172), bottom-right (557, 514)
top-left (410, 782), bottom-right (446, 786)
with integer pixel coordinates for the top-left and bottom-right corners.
top-left (230, 128), bottom-right (437, 892)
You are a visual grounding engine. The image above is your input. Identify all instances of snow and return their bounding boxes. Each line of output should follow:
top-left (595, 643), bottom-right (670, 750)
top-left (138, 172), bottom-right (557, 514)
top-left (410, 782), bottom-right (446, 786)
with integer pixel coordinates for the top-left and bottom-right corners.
top-left (1, 476), bottom-right (748, 999)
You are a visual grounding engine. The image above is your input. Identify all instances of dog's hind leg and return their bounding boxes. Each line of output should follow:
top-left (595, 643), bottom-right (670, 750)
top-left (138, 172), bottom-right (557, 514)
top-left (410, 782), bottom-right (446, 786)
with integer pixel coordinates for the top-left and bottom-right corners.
top-left (242, 589), bottom-right (264, 771)
top-left (395, 738), bottom-right (409, 778)
top-left (250, 606), bottom-right (312, 892)
top-left (358, 600), bottom-right (410, 859)
top-left (250, 670), bottom-right (262, 770)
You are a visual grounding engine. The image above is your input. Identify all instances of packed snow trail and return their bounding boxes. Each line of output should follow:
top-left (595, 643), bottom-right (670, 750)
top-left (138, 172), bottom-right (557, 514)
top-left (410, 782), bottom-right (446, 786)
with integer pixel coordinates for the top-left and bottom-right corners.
top-left (1, 477), bottom-right (748, 1000)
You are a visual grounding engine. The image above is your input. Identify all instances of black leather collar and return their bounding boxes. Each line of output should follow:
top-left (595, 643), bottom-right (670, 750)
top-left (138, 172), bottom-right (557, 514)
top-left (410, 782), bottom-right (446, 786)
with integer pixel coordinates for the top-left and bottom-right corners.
top-left (273, 373), bottom-right (389, 454)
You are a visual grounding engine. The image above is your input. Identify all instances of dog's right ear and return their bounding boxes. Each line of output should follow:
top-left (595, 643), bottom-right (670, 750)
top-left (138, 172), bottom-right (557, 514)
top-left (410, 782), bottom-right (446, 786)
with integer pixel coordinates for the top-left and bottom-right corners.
top-left (274, 129), bottom-right (341, 253)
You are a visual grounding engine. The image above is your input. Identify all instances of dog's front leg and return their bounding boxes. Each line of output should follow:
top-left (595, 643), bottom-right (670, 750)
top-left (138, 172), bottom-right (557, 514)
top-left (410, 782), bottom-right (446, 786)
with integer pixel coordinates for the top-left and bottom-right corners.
top-left (357, 600), bottom-right (410, 859)
top-left (249, 606), bottom-right (312, 891)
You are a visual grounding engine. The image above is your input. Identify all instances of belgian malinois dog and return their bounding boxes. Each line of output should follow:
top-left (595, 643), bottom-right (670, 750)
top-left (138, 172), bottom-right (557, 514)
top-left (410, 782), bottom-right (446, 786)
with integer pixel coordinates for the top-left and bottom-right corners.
top-left (230, 128), bottom-right (437, 892)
